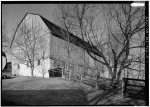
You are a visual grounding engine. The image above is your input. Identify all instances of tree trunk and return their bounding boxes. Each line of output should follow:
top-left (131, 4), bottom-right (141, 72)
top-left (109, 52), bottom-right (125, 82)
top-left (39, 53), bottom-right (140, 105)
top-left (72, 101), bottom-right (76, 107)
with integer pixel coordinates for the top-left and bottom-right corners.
top-left (111, 67), bottom-right (118, 89)
top-left (80, 72), bottom-right (83, 82)
top-left (111, 72), bottom-right (116, 83)
top-left (31, 67), bottom-right (34, 78)
top-left (69, 69), bottom-right (72, 81)
top-left (138, 45), bottom-right (142, 79)
top-left (116, 70), bottom-right (122, 85)
top-left (124, 69), bottom-right (126, 78)
top-left (112, 68), bottom-right (123, 89)
top-left (94, 60), bottom-right (100, 89)
top-left (62, 68), bottom-right (65, 78)
top-left (67, 63), bottom-right (71, 81)
top-left (112, 62), bottom-right (118, 80)
top-left (67, 48), bottom-right (71, 81)
top-left (127, 68), bottom-right (129, 78)
top-left (95, 71), bottom-right (99, 89)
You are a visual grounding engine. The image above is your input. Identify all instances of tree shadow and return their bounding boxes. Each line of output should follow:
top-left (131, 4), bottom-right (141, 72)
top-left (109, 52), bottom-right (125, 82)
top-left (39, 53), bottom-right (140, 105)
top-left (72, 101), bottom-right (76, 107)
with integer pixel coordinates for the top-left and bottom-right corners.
top-left (2, 89), bottom-right (88, 106)
top-left (88, 89), bottom-right (118, 105)
top-left (87, 89), bottom-right (145, 106)
top-left (86, 88), bottom-right (98, 95)
top-left (105, 97), bottom-right (145, 106)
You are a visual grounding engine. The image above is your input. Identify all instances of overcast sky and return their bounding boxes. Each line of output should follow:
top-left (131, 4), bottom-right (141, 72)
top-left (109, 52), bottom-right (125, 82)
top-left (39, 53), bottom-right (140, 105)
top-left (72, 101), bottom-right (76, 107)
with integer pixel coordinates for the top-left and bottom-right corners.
top-left (2, 4), bottom-right (57, 33)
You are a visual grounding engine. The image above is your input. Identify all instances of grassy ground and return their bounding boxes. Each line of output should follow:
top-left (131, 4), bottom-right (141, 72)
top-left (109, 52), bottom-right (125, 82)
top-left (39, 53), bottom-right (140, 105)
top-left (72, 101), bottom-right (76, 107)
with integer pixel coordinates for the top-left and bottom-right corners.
top-left (2, 77), bottom-right (87, 105)
top-left (2, 76), bottom-right (146, 106)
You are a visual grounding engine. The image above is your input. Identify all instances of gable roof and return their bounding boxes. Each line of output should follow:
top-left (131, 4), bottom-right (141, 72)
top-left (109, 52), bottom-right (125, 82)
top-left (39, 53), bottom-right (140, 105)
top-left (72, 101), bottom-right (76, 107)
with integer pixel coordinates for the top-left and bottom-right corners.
top-left (11, 13), bottom-right (101, 57)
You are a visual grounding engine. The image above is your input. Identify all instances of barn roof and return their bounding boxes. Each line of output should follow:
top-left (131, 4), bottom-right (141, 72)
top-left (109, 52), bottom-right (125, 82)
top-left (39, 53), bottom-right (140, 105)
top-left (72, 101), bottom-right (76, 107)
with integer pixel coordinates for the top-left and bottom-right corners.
top-left (11, 13), bottom-right (100, 57)
top-left (39, 15), bottom-right (100, 57)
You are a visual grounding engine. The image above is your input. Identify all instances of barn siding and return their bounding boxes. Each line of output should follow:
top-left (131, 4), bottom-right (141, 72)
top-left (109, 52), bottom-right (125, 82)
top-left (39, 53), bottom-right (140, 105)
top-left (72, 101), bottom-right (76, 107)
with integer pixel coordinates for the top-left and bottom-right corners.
top-left (13, 13), bottom-right (107, 78)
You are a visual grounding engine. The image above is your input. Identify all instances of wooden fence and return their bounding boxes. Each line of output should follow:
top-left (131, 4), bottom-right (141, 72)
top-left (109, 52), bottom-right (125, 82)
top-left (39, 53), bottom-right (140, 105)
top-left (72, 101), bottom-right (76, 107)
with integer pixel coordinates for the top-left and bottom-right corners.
top-left (122, 78), bottom-right (145, 100)
top-left (70, 74), bottom-right (146, 101)
top-left (70, 74), bottom-right (112, 88)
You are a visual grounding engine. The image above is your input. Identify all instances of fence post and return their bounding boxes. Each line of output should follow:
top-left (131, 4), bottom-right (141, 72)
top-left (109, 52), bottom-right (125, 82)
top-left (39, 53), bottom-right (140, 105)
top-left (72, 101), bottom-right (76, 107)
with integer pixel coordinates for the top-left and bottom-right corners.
top-left (69, 70), bottom-right (71, 81)
top-left (122, 77), bottom-right (125, 96)
top-left (61, 68), bottom-right (65, 78)
top-left (80, 73), bottom-right (83, 82)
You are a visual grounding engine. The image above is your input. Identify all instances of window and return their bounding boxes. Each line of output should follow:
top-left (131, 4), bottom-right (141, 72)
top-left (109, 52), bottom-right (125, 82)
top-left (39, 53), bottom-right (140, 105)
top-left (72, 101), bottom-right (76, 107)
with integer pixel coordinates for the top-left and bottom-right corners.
top-left (18, 64), bottom-right (20, 69)
top-left (38, 60), bottom-right (40, 65)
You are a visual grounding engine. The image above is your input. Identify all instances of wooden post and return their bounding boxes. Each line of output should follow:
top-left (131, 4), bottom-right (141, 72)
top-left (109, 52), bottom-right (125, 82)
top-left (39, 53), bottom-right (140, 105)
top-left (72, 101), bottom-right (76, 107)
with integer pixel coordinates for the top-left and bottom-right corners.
top-left (61, 67), bottom-right (65, 78)
top-left (122, 77), bottom-right (125, 96)
top-left (80, 73), bottom-right (83, 82)
top-left (62, 68), bottom-right (63, 77)
top-left (69, 70), bottom-right (71, 81)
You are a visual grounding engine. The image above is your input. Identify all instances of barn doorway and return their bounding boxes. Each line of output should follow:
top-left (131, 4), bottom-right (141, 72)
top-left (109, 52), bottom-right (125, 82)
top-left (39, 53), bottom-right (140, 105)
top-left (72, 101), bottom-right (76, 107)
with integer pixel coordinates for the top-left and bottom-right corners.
top-left (49, 59), bottom-right (65, 78)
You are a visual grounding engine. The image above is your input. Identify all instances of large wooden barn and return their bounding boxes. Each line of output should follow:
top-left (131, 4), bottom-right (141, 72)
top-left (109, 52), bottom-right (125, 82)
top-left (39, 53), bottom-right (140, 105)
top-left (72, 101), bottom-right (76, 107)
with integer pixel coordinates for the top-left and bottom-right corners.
top-left (11, 13), bottom-right (109, 78)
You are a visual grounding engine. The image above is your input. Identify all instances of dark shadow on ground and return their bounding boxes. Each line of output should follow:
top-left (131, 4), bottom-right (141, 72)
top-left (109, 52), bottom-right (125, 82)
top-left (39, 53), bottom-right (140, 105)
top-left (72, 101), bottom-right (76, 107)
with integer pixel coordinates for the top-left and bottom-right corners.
top-left (86, 88), bottom-right (98, 95)
top-left (87, 89), bottom-right (145, 106)
top-left (88, 89), bottom-right (118, 105)
top-left (2, 89), bottom-right (88, 106)
top-left (2, 76), bottom-right (16, 79)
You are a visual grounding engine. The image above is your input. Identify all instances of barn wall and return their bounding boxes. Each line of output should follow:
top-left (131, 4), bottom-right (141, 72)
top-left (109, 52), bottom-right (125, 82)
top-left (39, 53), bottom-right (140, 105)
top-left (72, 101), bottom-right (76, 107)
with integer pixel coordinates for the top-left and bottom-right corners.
top-left (13, 13), bottom-right (105, 78)
top-left (49, 33), bottom-right (100, 77)
top-left (50, 34), bottom-right (89, 66)
top-left (17, 58), bottom-right (50, 78)
top-left (12, 14), bottom-right (51, 78)
top-left (34, 58), bottom-right (50, 78)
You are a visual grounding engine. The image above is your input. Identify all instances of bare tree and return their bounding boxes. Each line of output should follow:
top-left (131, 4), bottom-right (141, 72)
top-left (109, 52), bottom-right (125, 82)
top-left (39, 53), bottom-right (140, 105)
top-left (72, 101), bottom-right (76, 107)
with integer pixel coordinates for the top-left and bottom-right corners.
top-left (91, 4), bottom-right (145, 86)
top-left (55, 4), bottom-right (145, 88)
top-left (11, 16), bottom-right (47, 77)
top-left (38, 38), bottom-right (47, 78)
top-left (64, 36), bottom-right (75, 81)
top-left (55, 4), bottom-right (104, 87)
top-left (94, 60), bottom-right (100, 89)
top-left (2, 22), bottom-right (11, 53)
top-left (55, 4), bottom-right (77, 81)
top-left (39, 60), bottom-right (47, 78)
top-left (96, 4), bottom-right (144, 85)
top-left (2, 22), bottom-right (14, 70)
top-left (2, 22), bottom-right (8, 69)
